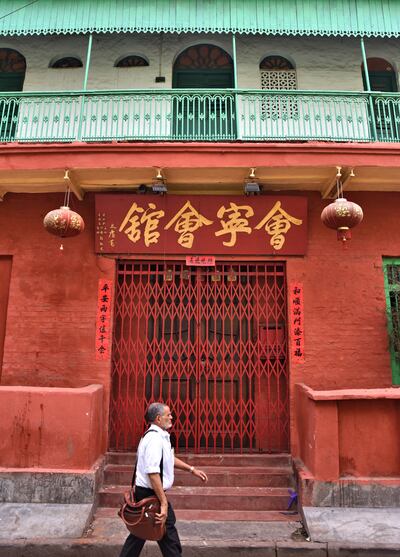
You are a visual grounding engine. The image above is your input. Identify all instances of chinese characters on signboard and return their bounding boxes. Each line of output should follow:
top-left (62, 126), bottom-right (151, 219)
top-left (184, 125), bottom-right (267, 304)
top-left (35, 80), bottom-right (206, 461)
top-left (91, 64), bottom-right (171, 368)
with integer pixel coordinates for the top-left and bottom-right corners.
top-left (95, 195), bottom-right (307, 255)
top-left (186, 255), bottom-right (216, 266)
top-left (289, 282), bottom-right (305, 363)
top-left (95, 279), bottom-right (113, 360)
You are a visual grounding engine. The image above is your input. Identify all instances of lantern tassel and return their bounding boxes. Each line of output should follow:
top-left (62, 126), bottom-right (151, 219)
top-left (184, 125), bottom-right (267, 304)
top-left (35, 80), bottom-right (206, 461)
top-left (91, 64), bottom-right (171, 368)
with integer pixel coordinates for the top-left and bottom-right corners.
top-left (337, 227), bottom-right (351, 243)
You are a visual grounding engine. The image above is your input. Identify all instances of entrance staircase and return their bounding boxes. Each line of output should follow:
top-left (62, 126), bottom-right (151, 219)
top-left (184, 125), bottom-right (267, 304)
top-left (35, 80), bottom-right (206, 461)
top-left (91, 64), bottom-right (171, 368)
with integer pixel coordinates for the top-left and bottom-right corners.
top-left (95, 453), bottom-right (298, 521)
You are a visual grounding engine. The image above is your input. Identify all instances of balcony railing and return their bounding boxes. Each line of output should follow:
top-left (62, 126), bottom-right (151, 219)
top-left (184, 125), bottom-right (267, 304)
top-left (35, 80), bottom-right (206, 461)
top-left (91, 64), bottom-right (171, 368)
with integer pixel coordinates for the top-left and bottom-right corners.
top-left (0, 88), bottom-right (399, 143)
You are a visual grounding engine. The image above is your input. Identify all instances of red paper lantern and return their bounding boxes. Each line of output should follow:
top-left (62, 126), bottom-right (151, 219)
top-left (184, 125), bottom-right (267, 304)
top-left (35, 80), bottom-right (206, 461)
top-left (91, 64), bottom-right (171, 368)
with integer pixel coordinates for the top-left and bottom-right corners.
top-left (321, 198), bottom-right (363, 243)
top-left (43, 205), bottom-right (85, 238)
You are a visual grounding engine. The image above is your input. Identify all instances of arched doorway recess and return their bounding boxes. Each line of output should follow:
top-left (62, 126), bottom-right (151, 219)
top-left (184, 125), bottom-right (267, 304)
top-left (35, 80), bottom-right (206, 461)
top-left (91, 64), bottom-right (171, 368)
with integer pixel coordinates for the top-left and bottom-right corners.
top-left (362, 57), bottom-right (397, 93)
top-left (0, 48), bottom-right (26, 140)
top-left (362, 57), bottom-right (398, 140)
top-left (173, 43), bottom-right (234, 88)
top-left (172, 44), bottom-right (235, 139)
top-left (0, 48), bottom-right (26, 91)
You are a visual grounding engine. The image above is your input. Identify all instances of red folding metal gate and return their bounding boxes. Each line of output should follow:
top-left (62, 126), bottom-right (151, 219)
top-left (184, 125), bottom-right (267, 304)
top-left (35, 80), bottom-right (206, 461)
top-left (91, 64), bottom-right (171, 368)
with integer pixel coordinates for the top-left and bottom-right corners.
top-left (109, 261), bottom-right (289, 453)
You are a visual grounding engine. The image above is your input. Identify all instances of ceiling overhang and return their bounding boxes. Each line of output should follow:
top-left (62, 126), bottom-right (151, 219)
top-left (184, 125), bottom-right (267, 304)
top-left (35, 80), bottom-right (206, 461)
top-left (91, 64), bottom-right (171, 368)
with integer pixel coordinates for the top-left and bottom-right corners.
top-left (1, 142), bottom-right (400, 200)
top-left (2, 165), bottom-right (400, 201)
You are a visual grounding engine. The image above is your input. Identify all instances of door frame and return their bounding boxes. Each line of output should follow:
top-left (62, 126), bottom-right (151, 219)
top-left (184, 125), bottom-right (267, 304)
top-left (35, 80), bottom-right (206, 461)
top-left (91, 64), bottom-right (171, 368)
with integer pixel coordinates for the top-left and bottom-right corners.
top-left (109, 260), bottom-right (290, 453)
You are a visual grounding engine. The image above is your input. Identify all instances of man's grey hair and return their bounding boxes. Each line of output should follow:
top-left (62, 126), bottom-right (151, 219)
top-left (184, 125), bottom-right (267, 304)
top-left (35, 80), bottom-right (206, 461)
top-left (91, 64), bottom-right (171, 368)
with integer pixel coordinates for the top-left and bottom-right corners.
top-left (145, 402), bottom-right (167, 423)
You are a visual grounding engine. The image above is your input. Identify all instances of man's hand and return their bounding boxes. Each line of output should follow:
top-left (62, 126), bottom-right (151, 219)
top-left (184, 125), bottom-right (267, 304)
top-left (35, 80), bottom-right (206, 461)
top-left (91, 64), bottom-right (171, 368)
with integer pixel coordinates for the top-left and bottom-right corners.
top-left (155, 502), bottom-right (168, 525)
top-left (192, 468), bottom-right (208, 482)
top-left (174, 456), bottom-right (209, 482)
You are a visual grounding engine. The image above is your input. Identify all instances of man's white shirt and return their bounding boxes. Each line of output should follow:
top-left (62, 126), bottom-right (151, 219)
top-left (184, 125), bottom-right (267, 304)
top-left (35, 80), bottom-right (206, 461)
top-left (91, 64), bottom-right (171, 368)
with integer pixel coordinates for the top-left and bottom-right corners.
top-left (135, 424), bottom-right (175, 490)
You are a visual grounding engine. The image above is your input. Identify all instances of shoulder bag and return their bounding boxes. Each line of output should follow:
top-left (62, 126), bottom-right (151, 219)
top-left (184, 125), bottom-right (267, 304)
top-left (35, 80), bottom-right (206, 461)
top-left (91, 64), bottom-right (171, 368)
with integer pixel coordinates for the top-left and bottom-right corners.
top-left (118, 430), bottom-right (166, 541)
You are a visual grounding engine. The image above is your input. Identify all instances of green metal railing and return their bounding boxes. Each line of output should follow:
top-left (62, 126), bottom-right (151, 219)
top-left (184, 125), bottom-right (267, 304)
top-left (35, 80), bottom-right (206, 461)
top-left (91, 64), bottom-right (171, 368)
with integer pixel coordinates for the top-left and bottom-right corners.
top-left (0, 88), bottom-right (398, 143)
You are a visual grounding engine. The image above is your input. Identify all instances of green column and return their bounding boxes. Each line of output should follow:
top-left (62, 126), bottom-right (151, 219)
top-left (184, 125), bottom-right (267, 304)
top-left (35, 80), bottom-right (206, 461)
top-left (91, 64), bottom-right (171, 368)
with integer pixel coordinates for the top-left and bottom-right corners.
top-left (360, 37), bottom-right (377, 141)
top-left (83, 34), bottom-right (93, 90)
top-left (232, 34), bottom-right (239, 139)
top-left (78, 34), bottom-right (93, 140)
top-left (232, 34), bottom-right (238, 89)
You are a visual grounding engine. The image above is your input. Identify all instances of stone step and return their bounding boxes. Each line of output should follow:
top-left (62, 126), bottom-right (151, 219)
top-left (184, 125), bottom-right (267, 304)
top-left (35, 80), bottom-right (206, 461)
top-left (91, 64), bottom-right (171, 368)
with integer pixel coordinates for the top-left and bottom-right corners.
top-left (96, 506), bottom-right (299, 522)
top-left (106, 452), bottom-right (291, 467)
top-left (98, 485), bottom-right (291, 511)
top-left (103, 464), bottom-right (294, 487)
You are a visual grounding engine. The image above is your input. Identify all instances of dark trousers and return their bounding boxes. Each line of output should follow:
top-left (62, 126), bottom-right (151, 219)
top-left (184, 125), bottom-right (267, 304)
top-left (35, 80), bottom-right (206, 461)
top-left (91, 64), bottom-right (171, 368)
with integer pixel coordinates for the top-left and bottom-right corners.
top-left (119, 486), bottom-right (182, 557)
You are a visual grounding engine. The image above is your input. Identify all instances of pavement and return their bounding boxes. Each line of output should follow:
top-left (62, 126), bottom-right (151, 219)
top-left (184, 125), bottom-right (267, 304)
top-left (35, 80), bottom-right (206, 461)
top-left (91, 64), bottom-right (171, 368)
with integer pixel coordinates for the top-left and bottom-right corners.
top-left (303, 507), bottom-right (400, 544)
top-left (0, 503), bottom-right (400, 556)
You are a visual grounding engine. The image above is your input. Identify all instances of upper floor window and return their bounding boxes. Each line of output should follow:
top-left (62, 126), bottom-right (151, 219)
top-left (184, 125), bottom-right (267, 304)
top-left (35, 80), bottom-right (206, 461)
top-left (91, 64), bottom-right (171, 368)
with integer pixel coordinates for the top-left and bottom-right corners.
top-left (115, 55), bottom-right (149, 67)
top-left (0, 48), bottom-right (26, 73)
top-left (50, 57), bottom-right (83, 68)
top-left (260, 55), bottom-right (297, 90)
top-left (0, 48), bottom-right (26, 91)
top-left (361, 57), bottom-right (398, 92)
top-left (173, 44), bottom-right (233, 88)
top-left (174, 44), bottom-right (233, 70)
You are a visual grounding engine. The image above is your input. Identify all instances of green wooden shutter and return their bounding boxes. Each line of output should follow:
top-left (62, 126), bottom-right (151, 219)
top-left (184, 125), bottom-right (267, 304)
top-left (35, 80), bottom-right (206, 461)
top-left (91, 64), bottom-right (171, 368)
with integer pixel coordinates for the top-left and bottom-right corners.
top-left (383, 258), bottom-right (400, 385)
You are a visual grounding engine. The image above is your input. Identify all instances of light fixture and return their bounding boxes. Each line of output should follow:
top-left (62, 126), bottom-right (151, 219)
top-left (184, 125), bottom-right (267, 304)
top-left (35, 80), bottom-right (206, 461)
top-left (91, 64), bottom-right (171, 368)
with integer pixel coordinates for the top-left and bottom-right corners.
top-left (151, 168), bottom-right (167, 194)
top-left (244, 167), bottom-right (261, 195)
top-left (152, 183), bottom-right (167, 194)
top-left (244, 182), bottom-right (261, 194)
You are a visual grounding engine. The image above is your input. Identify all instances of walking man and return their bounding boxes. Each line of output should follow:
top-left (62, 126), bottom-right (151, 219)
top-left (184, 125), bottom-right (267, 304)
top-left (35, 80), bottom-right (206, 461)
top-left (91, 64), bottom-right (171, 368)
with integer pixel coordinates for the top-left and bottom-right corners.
top-left (119, 402), bottom-right (208, 557)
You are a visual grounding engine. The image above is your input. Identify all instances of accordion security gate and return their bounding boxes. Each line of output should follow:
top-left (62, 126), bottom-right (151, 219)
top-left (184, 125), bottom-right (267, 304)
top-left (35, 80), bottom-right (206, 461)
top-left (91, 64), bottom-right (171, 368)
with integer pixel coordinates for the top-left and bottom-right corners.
top-left (109, 262), bottom-right (289, 453)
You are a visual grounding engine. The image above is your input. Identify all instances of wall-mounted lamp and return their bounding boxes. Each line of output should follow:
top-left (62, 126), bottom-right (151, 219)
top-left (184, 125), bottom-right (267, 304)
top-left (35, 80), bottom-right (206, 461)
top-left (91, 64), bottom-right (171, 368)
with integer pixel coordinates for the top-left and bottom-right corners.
top-left (152, 168), bottom-right (167, 194)
top-left (244, 168), bottom-right (261, 195)
top-left (152, 183), bottom-right (167, 193)
top-left (244, 182), bottom-right (261, 195)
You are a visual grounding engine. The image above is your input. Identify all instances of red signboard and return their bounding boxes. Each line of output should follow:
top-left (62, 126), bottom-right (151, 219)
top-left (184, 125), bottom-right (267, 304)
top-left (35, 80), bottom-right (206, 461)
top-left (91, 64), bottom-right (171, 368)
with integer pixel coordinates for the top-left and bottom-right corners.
top-left (95, 195), bottom-right (307, 255)
top-left (289, 282), bottom-right (305, 363)
top-left (95, 279), bottom-right (113, 361)
top-left (186, 255), bottom-right (216, 266)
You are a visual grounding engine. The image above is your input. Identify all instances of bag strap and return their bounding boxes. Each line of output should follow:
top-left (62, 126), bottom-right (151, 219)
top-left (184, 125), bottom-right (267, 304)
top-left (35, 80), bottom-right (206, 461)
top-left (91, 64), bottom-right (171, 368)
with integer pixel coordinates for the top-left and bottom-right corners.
top-left (131, 429), bottom-right (164, 488)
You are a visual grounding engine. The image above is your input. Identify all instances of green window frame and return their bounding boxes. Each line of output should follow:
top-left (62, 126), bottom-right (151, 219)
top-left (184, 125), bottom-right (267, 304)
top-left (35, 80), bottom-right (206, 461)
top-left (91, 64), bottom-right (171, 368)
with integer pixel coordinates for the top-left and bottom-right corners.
top-left (382, 258), bottom-right (400, 385)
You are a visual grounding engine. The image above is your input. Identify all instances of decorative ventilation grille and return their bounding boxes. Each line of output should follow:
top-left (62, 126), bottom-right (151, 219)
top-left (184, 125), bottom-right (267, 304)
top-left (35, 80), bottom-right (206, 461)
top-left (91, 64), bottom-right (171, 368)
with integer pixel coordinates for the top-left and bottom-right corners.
top-left (51, 57), bottom-right (82, 68)
top-left (116, 55), bottom-right (149, 67)
top-left (174, 44), bottom-right (233, 70)
top-left (261, 70), bottom-right (297, 90)
top-left (260, 70), bottom-right (297, 118)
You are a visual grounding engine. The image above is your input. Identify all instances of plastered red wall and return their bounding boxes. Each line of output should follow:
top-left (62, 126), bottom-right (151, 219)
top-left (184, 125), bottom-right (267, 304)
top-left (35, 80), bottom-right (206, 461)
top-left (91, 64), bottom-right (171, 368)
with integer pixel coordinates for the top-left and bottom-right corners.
top-left (338, 399), bottom-right (400, 477)
top-left (0, 190), bottom-right (399, 455)
top-left (287, 191), bottom-right (399, 393)
top-left (294, 384), bottom-right (400, 479)
top-left (0, 193), bottom-right (113, 452)
top-left (0, 256), bottom-right (12, 380)
top-left (288, 191), bottom-right (400, 455)
top-left (0, 384), bottom-right (103, 469)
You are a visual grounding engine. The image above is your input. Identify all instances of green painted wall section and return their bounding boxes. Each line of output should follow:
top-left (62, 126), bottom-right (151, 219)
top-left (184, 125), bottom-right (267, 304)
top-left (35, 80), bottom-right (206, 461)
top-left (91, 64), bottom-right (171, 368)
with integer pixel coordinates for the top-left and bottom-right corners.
top-left (2, 0), bottom-right (400, 37)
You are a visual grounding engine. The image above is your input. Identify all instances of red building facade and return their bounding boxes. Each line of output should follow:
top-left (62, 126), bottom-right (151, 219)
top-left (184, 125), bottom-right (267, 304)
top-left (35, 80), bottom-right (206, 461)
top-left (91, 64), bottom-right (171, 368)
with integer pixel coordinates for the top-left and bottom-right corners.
top-left (0, 1), bottom-right (400, 510)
